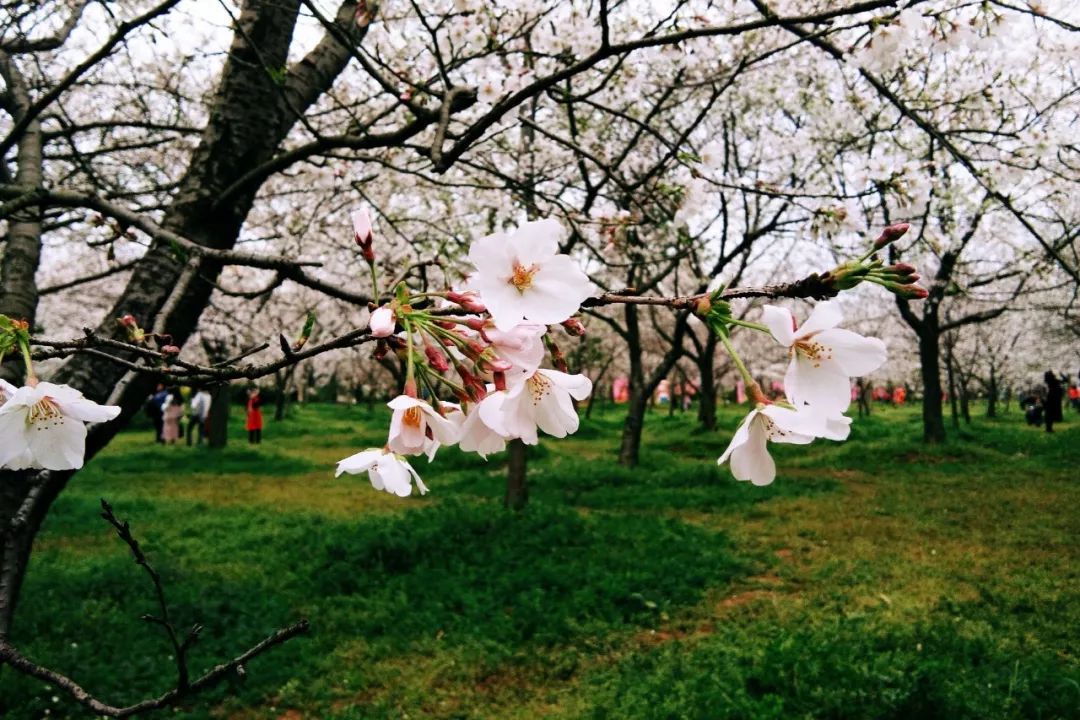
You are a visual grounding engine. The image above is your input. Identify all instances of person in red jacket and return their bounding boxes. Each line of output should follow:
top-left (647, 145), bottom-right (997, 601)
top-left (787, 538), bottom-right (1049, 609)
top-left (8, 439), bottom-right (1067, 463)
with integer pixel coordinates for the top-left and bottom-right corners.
top-left (246, 387), bottom-right (264, 444)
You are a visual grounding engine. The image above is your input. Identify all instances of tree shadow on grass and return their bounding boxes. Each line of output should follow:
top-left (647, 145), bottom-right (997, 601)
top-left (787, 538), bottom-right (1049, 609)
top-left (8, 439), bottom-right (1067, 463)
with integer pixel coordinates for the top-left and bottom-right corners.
top-left (6, 499), bottom-right (749, 718)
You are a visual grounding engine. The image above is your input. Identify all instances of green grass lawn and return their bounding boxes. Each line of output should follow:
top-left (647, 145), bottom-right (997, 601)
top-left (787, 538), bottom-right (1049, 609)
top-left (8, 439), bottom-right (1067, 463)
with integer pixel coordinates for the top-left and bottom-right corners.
top-left (1, 401), bottom-right (1077, 719)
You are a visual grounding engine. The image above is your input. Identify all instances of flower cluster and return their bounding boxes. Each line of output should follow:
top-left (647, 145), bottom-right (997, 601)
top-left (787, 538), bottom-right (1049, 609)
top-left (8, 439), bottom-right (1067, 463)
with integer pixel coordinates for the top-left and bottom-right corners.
top-left (716, 300), bottom-right (886, 486)
top-left (336, 218), bottom-right (595, 496)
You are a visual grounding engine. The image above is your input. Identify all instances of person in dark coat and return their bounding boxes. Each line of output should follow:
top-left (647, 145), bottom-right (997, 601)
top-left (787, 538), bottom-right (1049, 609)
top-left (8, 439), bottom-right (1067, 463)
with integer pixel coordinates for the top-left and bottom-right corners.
top-left (1044, 371), bottom-right (1064, 432)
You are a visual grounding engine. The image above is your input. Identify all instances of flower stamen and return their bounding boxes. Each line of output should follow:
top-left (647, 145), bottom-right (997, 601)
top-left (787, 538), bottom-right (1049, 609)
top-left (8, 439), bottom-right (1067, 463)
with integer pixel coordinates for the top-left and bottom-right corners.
top-left (509, 261), bottom-right (540, 293)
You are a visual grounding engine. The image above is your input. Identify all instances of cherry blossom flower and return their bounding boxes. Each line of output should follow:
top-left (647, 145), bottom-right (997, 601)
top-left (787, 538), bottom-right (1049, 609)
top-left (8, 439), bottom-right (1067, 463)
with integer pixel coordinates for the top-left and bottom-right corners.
top-left (482, 322), bottom-right (546, 375)
top-left (387, 395), bottom-right (459, 455)
top-left (487, 369), bottom-right (592, 445)
top-left (369, 306), bottom-right (395, 337)
top-left (464, 219), bottom-right (593, 331)
top-left (762, 301), bottom-right (887, 414)
top-left (457, 393), bottom-right (509, 458)
top-left (0, 381), bottom-right (121, 471)
top-left (335, 448), bottom-right (428, 497)
top-left (717, 404), bottom-right (826, 486)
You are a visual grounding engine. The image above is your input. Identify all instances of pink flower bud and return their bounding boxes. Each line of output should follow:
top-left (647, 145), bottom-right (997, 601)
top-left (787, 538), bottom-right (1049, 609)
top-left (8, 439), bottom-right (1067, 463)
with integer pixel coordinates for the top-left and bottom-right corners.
top-left (561, 317), bottom-right (586, 337)
top-left (446, 290), bottom-right (487, 313)
top-left (368, 306), bottom-right (395, 337)
top-left (161, 345), bottom-right (180, 356)
top-left (873, 222), bottom-right (910, 249)
top-left (352, 208), bottom-right (373, 249)
top-left (465, 317), bottom-right (487, 332)
top-left (896, 283), bottom-right (929, 299)
top-left (119, 314), bottom-right (138, 328)
top-left (425, 345), bottom-right (450, 372)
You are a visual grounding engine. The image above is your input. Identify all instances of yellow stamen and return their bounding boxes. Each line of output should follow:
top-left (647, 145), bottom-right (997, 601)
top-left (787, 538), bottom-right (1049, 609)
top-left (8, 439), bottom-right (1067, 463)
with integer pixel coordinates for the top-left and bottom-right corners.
top-left (509, 261), bottom-right (540, 292)
top-left (403, 406), bottom-right (423, 429)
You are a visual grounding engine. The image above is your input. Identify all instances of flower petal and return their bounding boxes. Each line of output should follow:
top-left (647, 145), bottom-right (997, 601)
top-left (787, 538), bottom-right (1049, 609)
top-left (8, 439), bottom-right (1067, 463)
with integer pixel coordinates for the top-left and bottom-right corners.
top-left (27, 415), bottom-right (87, 471)
top-left (796, 300), bottom-right (843, 338)
top-left (761, 305), bottom-right (796, 347)
top-left (336, 448), bottom-right (382, 477)
top-left (729, 420), bottom-right (776, 486)
top-left (718, 409), bottom-right (756, 465)
top-left (815, 328), bottom-right (887, 377)
top-left (785, 357), bottom-right (852, 414)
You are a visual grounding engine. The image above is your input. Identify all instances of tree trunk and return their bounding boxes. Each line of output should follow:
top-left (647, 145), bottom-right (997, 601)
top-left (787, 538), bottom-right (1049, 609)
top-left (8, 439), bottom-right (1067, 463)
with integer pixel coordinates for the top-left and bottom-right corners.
top-left (986, 365), bottom-right (998, 418)
top-left (619, 387), bottom-right (649, 466)
top-left (504, 440), bottom-right (528, 510)
top-left (696, 331), bottom-right (718, 430)
top-left (0, 0), bottom-right (366, 639)
top-left (918, 323), bottom-right (947, 443)
top-left (945, 344), bottom-right (960, 430)
top-left (207, 384), bottom-right (231, 448)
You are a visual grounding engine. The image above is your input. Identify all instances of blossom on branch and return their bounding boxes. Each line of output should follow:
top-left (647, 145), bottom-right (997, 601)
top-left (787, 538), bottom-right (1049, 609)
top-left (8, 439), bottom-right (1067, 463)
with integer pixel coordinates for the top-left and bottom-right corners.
top-left (487, 369), bottom-right (592, 445)
top-left (464, 219), bottom-right (593, 331)
top-left (0, 382), bottom-right (121, 471)
top-left (335, 448), bottom-right (427, 497)
top-left (717, 403), bottom-right (826, 487)
top-left (387, 395), bottom-right (460, 456)
top-left (762, 301), bottom-right (887, 414)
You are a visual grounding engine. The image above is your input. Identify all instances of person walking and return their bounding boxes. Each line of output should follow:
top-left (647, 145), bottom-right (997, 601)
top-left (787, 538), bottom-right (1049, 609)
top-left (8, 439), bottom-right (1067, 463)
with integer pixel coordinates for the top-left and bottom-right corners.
top-left (161, 387), bottom-right (184, 445)
top-left (1044, 371), bottom-right (1064, 433)
top-left (188, 386), bottom-right (212, 446)
top-left (146, 383), bottom-right (168, 443)
top-left (246, 387), bottom-right (264, 445)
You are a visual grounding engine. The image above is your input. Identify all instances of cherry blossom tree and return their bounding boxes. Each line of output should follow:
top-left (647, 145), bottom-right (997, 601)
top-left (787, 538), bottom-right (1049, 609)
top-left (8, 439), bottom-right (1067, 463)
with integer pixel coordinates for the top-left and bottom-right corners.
top-left (1, 0), bottom-right (1077, 714)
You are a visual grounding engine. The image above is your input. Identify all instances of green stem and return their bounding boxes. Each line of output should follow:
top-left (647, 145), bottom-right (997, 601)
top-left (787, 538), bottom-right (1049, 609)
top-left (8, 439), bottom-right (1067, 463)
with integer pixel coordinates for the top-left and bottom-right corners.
top-left (718, 332), bottom-right (755, 390)
top-left (403, 318), bottom-right (415, 390)
top-left (18, 337), bottom-right (36, 382)
top-left (727, 318), bottom-right (770, 333)
top-left (368, 260), bottom-right (380, 302)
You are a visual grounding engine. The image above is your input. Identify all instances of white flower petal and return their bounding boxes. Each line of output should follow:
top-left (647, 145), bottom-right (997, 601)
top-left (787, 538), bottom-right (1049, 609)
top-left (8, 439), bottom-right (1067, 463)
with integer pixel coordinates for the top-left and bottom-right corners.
top-left (729, 420), bottom-right (776, 486)
top-left (815, 329), bottom-right (887, 377)
top-left (27, 416), bottom-right (87, 471)
top-left (785, 358), bottom-right (852, 414)
top-left (718, 410), bottom-right (756, 465)
top-left (761, 305), bottom-right (796, 347)
top-left (335, 448), bottom-right (382, 477)
top-left (796, 300), bottom-right (843, 338)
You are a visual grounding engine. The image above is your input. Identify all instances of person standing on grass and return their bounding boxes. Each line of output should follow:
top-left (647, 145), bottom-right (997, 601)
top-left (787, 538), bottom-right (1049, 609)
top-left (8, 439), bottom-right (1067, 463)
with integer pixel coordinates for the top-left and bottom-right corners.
top-left (246, 387), bottom-right (264, 445)
top-left (145, 383), bottom-right (168, 443)
top-left (1044, 371), bottom-right (1063, 433)
top-left (188, 386), bottom-right (212, 446)
top-left (161, 387), bottom-right (184, 445)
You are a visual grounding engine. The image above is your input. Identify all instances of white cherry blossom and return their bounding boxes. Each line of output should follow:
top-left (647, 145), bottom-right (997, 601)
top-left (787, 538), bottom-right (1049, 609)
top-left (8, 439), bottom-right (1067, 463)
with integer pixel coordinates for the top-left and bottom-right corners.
top-left (717, 404), bottom-right (826, 487)
top-left (488, 369), bottom-right (592, 445)
top-left (482, 322), bottom-right (546, 376)
top-left (762, 301), bottom-right (887, 414)
top-left (387, 395), bottom-right (460, 456)
top-left (457, 393), bottom-right (509, 458)
top-left (464, 219), bottom-right (593, 331)
top-left (0, 381), bottom-right (121, 471)
top-left (335, 448), bottom-right (428, 497)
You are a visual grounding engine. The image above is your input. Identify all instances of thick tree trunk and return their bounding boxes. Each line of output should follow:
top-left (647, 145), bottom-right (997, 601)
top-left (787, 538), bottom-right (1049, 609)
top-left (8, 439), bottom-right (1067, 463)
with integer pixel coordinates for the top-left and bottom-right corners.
top-left (918, 323), bottom-right (947, 444)
top-left (207, 384), bottom-right (230, 448)
top-left (0, 0), bottom-right (364, 638)
top-left (504, 440), bottom-right (528, 510)
top-left (618, 387), bottom-right (649, 467)
top-left (696, 331), bottom-right (718, 431)
top-left (945, 344), bottom-right (960, 430)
